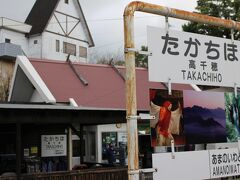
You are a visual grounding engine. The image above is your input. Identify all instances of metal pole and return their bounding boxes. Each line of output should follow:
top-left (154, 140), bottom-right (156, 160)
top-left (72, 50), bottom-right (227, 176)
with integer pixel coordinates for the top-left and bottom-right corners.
top-left (124, 1), bottom-right (240, 180)
top-left (124, 9), bottom-right (139, 180)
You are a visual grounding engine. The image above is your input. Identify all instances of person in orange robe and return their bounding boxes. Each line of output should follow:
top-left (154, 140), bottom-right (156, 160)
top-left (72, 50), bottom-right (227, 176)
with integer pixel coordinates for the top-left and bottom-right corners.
top-left (156, 101), bottom-right (174, 146)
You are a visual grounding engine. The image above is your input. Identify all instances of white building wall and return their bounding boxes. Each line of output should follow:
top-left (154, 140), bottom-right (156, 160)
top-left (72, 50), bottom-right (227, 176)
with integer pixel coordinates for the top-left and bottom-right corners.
top-left (0, 31), bottom-right (3, 42)
top-left (27, 36), bottom-right (42, 59)
top-left (0, 29), bottom-right (28, 54)
top-left (42, 0), bottom-right (89, 62)
top-left (46, 14), bottom-right (88, 44)
top-left (46, 14), bottom-right (65, 36)
top-left (97, 124), bottom-right (127, 163)
top-left (30, 90), bottom-right (44, 102)
top-left (68, 22), bottom-right (88, 42)
top-left (41, 32), bottom-right (88, 62)
top-left (0, 0), bottom-right (91, 63)
top-left (56, 0), bottom-right (82, 19)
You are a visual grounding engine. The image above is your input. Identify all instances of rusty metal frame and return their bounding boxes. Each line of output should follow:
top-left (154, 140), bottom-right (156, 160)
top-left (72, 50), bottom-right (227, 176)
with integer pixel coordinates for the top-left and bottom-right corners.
top-left (124, 1), bottom-right (240, 180)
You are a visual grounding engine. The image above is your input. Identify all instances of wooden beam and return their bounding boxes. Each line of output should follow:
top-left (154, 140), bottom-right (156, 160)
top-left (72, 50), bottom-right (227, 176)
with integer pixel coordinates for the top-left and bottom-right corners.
top-left (80, 125), bottom-right (84, 164)
top-left (67, 127), bottom-right (73, 170)
top-left (16, 123), bottom-right (21, 179)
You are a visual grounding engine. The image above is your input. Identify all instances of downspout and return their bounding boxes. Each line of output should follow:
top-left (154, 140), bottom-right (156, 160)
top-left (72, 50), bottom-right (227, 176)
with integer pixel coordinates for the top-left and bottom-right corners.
top-left (124, 1), bottom-right (240, 180)
top-left (41, 34), bottom-right (43, 59)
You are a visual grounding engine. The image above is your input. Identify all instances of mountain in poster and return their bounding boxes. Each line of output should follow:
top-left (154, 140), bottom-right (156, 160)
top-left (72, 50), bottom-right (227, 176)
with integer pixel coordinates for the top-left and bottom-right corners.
top-left (184, 105), bottom-right (226, 144)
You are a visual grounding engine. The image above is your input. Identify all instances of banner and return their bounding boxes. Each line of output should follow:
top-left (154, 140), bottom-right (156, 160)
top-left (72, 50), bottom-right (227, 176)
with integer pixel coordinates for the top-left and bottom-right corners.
top-left (148, 26), bottom-right (240, 87)
top-left (149, 89), bottom-right (240, 146)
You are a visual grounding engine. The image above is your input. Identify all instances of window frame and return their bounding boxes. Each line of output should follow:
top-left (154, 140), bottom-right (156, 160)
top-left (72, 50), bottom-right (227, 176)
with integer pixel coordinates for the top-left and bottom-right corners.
top-left (56, 40), bottom-right (60, 52)
top-left (79, 46), bottom-right (87, 58)
top-left (5, 38), bottom-right (11, 43)
top-left (63, 42), bottom-right (76, 56)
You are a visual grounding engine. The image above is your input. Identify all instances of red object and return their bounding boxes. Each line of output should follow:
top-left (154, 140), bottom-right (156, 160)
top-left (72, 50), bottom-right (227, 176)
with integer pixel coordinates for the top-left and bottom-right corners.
top-left (158, 101), bottom-right (172, 137)
top-left (29, 59), bottom-right (193, 110)
top-left (162, 101), bottom-right (171, 108)
top-left (149, 89), bottom-right (157, 102)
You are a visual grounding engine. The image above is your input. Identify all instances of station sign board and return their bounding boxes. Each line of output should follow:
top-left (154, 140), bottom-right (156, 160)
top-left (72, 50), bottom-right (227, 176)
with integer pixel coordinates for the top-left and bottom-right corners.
top-left (41, 135), bottom-right (67, 157)
top-left (148, 26), bottom-right (240, 87)
top-left (153, 148), bottom-right (240, 179)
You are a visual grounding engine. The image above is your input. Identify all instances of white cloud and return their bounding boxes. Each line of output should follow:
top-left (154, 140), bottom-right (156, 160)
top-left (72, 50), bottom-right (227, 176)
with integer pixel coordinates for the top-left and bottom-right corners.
top-left (80, 0), bottom-right (197, 61)
top-left (0, 0), bottom-right (197, 61)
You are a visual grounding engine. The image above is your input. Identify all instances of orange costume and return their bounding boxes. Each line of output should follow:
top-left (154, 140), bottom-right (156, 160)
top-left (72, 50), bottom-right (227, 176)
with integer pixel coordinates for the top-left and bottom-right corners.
top-left (156, 101), bottom-right (173, 146)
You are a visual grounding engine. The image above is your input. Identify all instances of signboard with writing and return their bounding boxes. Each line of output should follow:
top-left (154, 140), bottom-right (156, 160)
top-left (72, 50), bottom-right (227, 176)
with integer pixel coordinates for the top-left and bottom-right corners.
top-left (209, 148), bottom-right (240, 178)
top-left (41, 135), bottom-right (67, 157)
top-left (152, 148), bottom-right (240, 180)
top-left (148, 26), bottom-right (240, 87)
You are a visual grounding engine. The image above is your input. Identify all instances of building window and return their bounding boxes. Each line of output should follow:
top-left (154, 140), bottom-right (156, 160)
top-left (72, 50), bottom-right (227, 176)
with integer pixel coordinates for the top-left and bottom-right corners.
top-left (34, 40), bottom-right (38, 44)
top-left (79, 46), bottom-right (87, 58)
top-left (65, 0), bottom-right (69, 4)
top-left (5, 38), bottom-right (11, 43)
top-left (102, 132), bottom-right (117, 160)
top-left (63, 42), bottom-right (76, 56)
top-left (56, 40), bottom-right (60, 52)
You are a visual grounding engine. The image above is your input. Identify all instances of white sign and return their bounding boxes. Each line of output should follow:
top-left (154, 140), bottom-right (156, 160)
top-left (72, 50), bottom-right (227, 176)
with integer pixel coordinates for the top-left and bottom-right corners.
top-left (148, 26), bottom-right (240, 87)
top-left (209, 148), bottom-right (240, 178)
top-left (153, 148), bottom-right (240, 180)
top-left (153, 151), bottom-right (210, 180)
top-left (41, 135), bottom-right (67, 157)
top-left (24, 148), bottom-right (29, 157)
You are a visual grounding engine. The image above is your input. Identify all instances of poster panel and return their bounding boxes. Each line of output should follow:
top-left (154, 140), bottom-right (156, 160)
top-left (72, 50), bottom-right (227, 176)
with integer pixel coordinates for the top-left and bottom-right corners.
top-left (183, 90), bottom-right (226, 144)
top-left (41, 135), bottom-right (67, 157)
top-left (150, 89), bottom-right (185, 147)
top-left (150, 89), bottom-right (227, 146)
top-left (225, 92), bottom-right (240, 142)
top-left (148, 26), bottom-right (240, 87)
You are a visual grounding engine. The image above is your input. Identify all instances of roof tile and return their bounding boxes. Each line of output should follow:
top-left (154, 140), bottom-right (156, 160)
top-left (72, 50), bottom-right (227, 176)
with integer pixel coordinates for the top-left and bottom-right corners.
top-left (30, 59), bottom-right (193, 110)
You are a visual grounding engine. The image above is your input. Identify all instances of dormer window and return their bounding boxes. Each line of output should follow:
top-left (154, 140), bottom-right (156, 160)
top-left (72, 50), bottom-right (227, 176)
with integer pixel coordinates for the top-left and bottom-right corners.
top-left (79, 46), bottom-right (87, 58)
top-left (5, 38), bottom-right (11, 43)
top-left (65, 0), bottom-right (69, 4)
top-left (63, 42), bottom-right (76, 56)
top-left (56, 40), bottom-right (60, 52)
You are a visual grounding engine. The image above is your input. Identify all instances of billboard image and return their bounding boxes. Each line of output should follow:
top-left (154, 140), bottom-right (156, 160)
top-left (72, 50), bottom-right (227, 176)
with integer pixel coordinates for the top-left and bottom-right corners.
top-left (225, 92), bottom-right (240, 142)
top-left (183, 90), bottom-right (227, 144)
top-left (150, 89), bottom-right (185, 147)
top-left (150, 89), bottom-right (229, 146)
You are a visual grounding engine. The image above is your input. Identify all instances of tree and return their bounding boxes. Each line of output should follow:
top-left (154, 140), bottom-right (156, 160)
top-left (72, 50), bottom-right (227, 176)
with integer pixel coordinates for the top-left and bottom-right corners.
top-left (0, 63), bottom-right (12, 101)
top-left (135, 46), bottom-right (148, 68)
top-left (95, 52), bottom-right (125, 66)
top-left (95, 46), bottom-right (149, 67)
top-left (225, 93), bottom-right (239, 142)
top-left (0, 76), bottom-right (11, 101)
top-left (96, 58), bottom-right (125, 66)
top-left (182, 0), bottom-right (240, 39)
